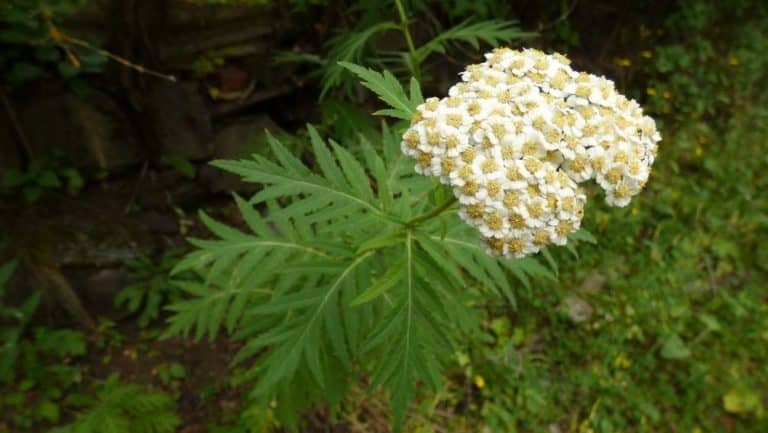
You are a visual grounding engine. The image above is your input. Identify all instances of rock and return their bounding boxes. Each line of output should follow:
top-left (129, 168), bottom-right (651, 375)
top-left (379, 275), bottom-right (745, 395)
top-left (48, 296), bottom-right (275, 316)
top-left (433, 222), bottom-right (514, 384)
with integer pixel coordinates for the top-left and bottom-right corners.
top-left (19, 91), bottom-right (141, 172)
top-left (580, 273), bottom-right (607, 293)
top-left (169, 0), bottom-right (271, 26)
top-left (134, 168), bottom-right (209, 210)
top-left (209, 66), bottom-right (252, 101)
top-left (145, 80), bottom-right (212, 161)
top-left (563, 294), bottom-right (593, 323)
top-left (10, 192), bottom-right (156, 268)
top-left (199, 115), bottom-right (282, 193)
top-left (213, 115), bottom-right (279, 159)
top-left (56, 226), bottom-right (152, 268)
top-left (161, 0), bottom-right (272, 64)
top-left (84, 267), bottom-right (133, 320)
top-left (548, 423), bottom-right (564, 433)
top-left (136, 210), bottom-right (179, 235)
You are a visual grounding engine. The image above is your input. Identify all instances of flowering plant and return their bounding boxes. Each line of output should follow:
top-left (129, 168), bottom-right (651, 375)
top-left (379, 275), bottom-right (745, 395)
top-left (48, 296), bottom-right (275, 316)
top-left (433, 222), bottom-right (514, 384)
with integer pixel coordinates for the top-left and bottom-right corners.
top-left (165, 49), bottom-right (658, 429)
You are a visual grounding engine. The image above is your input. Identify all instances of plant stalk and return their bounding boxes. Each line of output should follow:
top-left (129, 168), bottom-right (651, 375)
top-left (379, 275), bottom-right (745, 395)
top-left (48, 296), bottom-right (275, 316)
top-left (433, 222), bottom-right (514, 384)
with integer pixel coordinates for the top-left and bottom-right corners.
top-left (406, 196), bottom-right (457, 227)
top-left (394, 0), bottom-right (420, 80)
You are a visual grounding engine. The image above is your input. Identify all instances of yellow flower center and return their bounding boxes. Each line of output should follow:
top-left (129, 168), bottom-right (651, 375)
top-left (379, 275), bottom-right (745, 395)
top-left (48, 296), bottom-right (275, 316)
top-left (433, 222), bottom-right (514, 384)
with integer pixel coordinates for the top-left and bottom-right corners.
top-left (507, 238), bottom-right (525, 254)
top-left (485, 213), bottom-right (504, 230)
top-left (467, 203), bottom-right (484, 219)
top-left (486, 180), bottom-right (501, 196)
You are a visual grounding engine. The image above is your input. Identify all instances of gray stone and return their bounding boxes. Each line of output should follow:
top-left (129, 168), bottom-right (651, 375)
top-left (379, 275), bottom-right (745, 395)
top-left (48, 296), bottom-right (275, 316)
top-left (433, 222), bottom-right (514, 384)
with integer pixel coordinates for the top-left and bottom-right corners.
top-left (19, 91), bottom-right (141, 172)
top-left (200, 115), bottom-right (281, 193)
top-left (84, 267), bottom-right (133, 320)
top-left (580, 273), bottom-right (607, 293)
top-left (145, 80), bottom-right (212, 161)
top-left (168, 0), bottom-right (270, 26)
top-left (136, 210), bottom-right (179, 235)
top-left (548, 423), bottom-right (564, 433)
top-left (213, 115), bottom-right (279, 159)
top-left (563, 294), bottom-right (594, 323)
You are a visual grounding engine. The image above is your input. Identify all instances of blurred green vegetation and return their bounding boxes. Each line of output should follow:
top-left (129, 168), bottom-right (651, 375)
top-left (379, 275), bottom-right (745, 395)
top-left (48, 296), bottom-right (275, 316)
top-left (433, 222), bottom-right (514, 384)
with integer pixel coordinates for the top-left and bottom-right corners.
top-left (0, 0), bottom-right (106, 90)
top-left (421, 2), bottom-right (768, 433)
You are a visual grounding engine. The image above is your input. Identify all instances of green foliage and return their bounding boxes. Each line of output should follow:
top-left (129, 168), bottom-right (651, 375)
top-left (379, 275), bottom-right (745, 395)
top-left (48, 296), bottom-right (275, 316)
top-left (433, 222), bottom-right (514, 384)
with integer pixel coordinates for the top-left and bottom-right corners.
top-left (115, 252), bottom-right (184, 327)
top-left (155, 362), bottom-right (187, 390)
top-left (165, 73), bottom-right (555, 429)
top-left (64, 375), bottom-right (180, 433)
top-left (1, 152), bottom-right (83, 201)
top-left (159, 156), bottom-right (197, 179)
top-left (401, 3), bottom-right (768, 433)
top-left (412, 19), bottom-right (534, 64)
top-left (1, 264), bottom-right (84, 388)
top-left (280, 0), bottom-right (532, 99)
top-left (1, 262), bottom-right (87, 431)
top-left (0, 260), bottom-right (34, 383)
top-left (643, 0), bottom-right (768, 123)
top-left (318, 21), bottom-right (399, 98)
top-left (338, 62), bottom-right (422, 120)
top-left (0, 0), bottom-right (106, 88)
top-left (432, 0), bottom-right (515, 20)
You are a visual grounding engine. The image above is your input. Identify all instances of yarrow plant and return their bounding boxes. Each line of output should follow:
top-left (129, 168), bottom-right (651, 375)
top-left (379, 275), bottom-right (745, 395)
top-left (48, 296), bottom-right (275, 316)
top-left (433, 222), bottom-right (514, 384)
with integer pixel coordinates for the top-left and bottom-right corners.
top-left (402, 47), bottom-right (661, 258)
top-left (165, 48), bottom-right (659, 430)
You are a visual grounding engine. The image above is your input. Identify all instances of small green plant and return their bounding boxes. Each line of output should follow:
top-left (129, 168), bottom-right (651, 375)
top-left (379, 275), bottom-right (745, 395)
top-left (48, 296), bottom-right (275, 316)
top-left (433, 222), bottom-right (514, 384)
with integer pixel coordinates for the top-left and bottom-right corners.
top-left (155, 362), bottom-right (187, 390)
top-left (1, 152), bottom-right (83, 201)
top-left (1, 261), bottom-right (88, 431)
top-left (63, 374), bottom-right (180, 433)
top-left (160, 156), bottom-right (197, 179)
top-left (115, 252), bottom-right (183, 327)
top-left (0, 260), bottom-right (32, 382)
top-left (0, 0), bottom-right (106, 89)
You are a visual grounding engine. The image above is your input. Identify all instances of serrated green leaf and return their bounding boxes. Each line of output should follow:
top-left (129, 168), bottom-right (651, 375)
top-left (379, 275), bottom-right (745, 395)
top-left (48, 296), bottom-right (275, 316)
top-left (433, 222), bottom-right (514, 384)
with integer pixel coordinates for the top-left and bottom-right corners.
top-left (357, 230), bottom-right (404, 253)
top-left (319, 21), bottom-right (398, 98)
top-left (329, 139), bottom-right (375, 200)
top-left (351, 259), bottom-right (404, 305)
top-left (339, 62), bottom-right (417, 120)
top-left (308, 124), bottom-right (347, 188)
top-left (415, 19), bottom-right (534, 63)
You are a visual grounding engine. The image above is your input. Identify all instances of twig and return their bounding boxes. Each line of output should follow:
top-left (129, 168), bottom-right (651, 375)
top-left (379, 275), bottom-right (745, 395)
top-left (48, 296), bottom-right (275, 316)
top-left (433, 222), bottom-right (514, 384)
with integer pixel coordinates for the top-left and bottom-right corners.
top-left (47, 22), bottom-right (176, 82)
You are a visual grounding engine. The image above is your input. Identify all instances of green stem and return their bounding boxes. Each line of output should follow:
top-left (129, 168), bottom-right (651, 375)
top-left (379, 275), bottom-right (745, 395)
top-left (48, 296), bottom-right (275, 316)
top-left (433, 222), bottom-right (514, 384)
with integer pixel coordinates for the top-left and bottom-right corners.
top-left (394, 0), bottom-right (420, 80)
top-left (406, 196), bottom-right (457, 227)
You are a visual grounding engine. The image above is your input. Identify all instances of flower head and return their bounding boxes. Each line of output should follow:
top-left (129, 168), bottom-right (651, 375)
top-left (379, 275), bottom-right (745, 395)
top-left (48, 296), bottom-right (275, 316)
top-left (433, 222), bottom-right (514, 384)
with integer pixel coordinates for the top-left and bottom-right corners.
top-left (401, 48), bottom-right (661, 258)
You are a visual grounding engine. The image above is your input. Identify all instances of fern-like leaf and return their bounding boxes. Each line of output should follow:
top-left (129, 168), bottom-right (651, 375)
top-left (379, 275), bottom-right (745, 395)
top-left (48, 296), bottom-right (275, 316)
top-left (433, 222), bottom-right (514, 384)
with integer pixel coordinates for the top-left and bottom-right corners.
top-left (212, 130), bottom-right (400, 224)
top-left (69, 377), bottom-right (179, 433)
top-left (424, 222), bottom-right (556, 307)
top-left (338, 62), bottom-right (422, 120)
top-left (415, 19), bottom-right (535, 63)
top-left (320, 21), bottom-right (399, 98)
top-left (164, 99), bottom-right (556, 431)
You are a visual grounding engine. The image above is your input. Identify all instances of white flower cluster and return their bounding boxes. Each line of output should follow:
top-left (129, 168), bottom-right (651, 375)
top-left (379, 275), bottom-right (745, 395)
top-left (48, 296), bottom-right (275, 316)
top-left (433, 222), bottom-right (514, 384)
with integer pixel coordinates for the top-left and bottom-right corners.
top-left (401, 47), bottom-right (661, 258)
